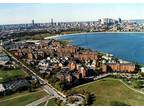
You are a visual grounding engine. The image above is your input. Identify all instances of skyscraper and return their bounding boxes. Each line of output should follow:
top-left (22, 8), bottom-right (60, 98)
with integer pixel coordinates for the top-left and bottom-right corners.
top-left (118, 18), bottom-right (122, 23)
top-left (51, 18), bottom-right (53, 26)
top-left (32, 19), bottom-right (35, 27)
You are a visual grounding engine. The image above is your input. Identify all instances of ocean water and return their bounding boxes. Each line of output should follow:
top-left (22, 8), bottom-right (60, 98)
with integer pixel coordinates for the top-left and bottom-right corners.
top-left (57, 33), bottom-right (144, 64)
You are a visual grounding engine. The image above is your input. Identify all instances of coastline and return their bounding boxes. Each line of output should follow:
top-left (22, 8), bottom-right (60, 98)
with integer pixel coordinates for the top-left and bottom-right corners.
top-left (58, 32), bottom-right (141, 64)
top-left (44, 31), bottom-right (144, 64)
top-left (44, 35), bottom-right (61, 39)
top-left (45, 31), bottom-right (144, 39)
top-left (62, 31), bottom-right (144, 37)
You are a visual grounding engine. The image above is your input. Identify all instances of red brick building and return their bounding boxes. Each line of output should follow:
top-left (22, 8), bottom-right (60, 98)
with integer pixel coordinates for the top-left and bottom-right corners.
top-left (78, 67), bottom-right (87, 78)
top-left (27, 52), bottom-right (33, 60)
top-left (102, 64), bottom-right (107, 73)
top-left (51, 40), bottom-right (61, 47)
top-left (56, 73), bottom-right (73, 82)
top-left (74, 51), bottom-right (99, 61)
top-left (102, 63), bottom-right (135, 73)
top-left (57, 45), bottom-right (77, 57)
top-left (67, 61), bottom-right (76, 70)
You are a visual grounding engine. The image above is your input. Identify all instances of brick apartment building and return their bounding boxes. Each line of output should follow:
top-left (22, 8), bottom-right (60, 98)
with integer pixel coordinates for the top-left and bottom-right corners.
top-left (74, 51), bottom-right (99, 61)
top-left (78, 67), bottom-right (87, 78)
top-left (102, 63), bottom-right (135, 73)
top-left (56, 45), bottom-right (77, 57)
top-left (56, 73), bottom-right (73, 82)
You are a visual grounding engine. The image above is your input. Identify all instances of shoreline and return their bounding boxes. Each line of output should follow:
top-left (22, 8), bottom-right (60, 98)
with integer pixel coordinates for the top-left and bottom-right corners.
top-left (44, 31), bottom-right (144, 64)
top-left (45, 31), bottom-right (144, 39)
top-left (58, 32), bottom-right (141, 65)
top-left (62, 31), bottom-right (144, 37)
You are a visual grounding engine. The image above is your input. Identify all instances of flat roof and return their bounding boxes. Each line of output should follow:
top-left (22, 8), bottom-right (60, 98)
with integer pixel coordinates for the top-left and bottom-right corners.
top-left (107, 63), bottom-right (135, 66)
top-left (0, 84), bottom-right (5, 92)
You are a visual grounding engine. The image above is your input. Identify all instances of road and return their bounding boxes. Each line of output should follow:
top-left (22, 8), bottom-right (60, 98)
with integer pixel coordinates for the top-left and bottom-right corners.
top-left (2, 47), bottom-right (66, 101)
top-left (93, 73), bottom-right (111, 80)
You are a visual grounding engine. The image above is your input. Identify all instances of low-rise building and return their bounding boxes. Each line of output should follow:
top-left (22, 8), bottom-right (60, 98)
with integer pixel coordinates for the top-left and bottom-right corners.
top-left (0, 84), bottom-right (5, 93)
top-left (0, 53), bottom-right (10, 66)
top-left (78, 67), bottom-right (87, 78)
top-left (56, 72), bottom-right (73, 82)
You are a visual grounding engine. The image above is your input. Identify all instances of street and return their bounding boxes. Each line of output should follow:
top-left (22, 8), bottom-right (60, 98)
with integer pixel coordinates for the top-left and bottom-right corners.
top-left (2, 46), bottom-right (66, 102)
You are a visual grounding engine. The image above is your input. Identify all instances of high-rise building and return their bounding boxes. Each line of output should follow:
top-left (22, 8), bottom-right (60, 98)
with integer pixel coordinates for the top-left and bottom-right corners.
top-left (118, 18), bottom-right (122, 23)
top-left (51, 18), bottom-right (53, 26)
top-left (101, 18), bottom-right (110, 25)
top-left (32, 19), bottom-right (35, 27)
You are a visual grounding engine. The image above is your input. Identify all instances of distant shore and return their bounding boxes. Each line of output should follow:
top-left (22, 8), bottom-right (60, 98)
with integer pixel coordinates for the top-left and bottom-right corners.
top-left (62, 31), bottom-right (144, 36)
top-left (44, 31), bottom-right (144, 39)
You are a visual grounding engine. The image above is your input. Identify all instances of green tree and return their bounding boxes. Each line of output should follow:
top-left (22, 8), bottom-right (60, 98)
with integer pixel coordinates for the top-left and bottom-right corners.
top-left (110, 101), bottom-right (129, 106)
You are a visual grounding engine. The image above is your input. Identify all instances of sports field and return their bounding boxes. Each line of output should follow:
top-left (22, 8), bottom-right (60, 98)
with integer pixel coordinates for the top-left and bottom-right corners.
top-left (73, 77), bottom-right (144, 106)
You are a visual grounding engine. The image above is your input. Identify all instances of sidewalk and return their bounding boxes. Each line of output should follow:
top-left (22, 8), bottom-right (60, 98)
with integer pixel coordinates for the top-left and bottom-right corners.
top-left (26, 96), bottom-right (50, 106)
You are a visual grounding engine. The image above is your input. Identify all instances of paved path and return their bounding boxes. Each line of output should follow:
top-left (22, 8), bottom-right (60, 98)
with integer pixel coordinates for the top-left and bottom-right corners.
top-left (74, 73), bottom-right (111, 89)
top-left (66, 95), bottom-right (84, 106)
top-left (44, 100), bottom-right (49, 106)
top-left (108, 78), bottom-right (144, 95)
top-left (26, 96), bottom-right (48, 106)
top-left (43, 85), bottom-right (66, 101)
top-left (26, 96), bottom-right (54, 106)
top-left (94, 73), bottom-right (111, 80)
top-left (119, 79), bottom-right (144, 95)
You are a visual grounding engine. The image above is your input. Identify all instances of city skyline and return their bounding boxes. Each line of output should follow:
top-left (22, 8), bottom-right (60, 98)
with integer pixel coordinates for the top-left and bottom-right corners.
top-left (0, 3), bottom-right (144, 24)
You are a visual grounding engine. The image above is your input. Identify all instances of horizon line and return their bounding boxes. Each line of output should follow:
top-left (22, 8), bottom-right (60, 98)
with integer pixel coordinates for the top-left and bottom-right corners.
top-left (1, 18), bottom-right (144, 25)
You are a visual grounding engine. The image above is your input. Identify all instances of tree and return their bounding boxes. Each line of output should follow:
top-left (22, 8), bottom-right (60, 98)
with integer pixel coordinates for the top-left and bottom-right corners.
top-left (65, 89), bottom-right (76, 96)
top-left (133, 80), bottom-right (141, 89)
top-left (110, 101), bottom-right (129, 106)
top-left (55, 98), bottom-right (63, 106)
top-left (60, 80), bottom-right (69, 90)
top-left (94, 69), bottom-right (100, 76)
top-left (68, 96), bottom-right (76, 104)
top-left (80, 89), bottom-right (86, 95)
top-left (85, 92), bottom-right (95, 105)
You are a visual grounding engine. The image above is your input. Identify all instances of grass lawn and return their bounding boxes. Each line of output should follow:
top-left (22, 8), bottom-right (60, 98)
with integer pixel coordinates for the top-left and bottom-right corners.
top-left (31, 33), bottom-right (51, 40)
top-left (0, 90), bottom-right (47, 106)
top-left (0, 69), bottom-right (27, 83)
top-left (47, 98), bottom-right (57, 106)
top-left (73, 77), bottom-right (144, 106)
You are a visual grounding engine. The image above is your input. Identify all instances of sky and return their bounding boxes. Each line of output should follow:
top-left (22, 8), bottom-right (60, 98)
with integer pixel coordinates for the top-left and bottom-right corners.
top-left (0, 3), bottom-right (144, 24)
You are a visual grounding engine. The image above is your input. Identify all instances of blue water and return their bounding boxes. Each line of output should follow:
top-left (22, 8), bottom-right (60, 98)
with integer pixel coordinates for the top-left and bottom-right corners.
top-left (57, 33), bottom-right (144, 64)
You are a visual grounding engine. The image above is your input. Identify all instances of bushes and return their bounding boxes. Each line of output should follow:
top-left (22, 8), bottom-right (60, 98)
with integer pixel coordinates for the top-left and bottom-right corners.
top-left (79, 89), bottom-right (95, 105)
top-left (67, 96), bottom-right (80, 104)
top-left (110, 101), bottom-right (129, 106)
top-left (50, 98), bottom-right (64, 106)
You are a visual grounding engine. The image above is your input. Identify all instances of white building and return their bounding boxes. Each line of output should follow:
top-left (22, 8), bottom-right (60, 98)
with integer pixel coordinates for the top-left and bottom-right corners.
top-left (140, 67), bottom-right (144, 73)
top-left (0, 84), bottom-right (5, 92)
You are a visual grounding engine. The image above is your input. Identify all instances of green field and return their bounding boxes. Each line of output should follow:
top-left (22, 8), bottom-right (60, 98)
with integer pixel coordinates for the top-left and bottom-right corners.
top-left (47, 98), bottom-right (57, 106)
top-left (73, 77), bottom-right (144, 106)
top-left (31, 33), bottom-right (51, 40)
top-left (0, 90), bottom-right (47, 106)
top-left (0, 69), bottom-right (27, 83)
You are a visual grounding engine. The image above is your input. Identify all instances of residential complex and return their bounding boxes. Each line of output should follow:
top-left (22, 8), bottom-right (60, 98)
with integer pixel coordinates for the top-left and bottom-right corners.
top-left (0, 17), bottom-right (144, 106)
